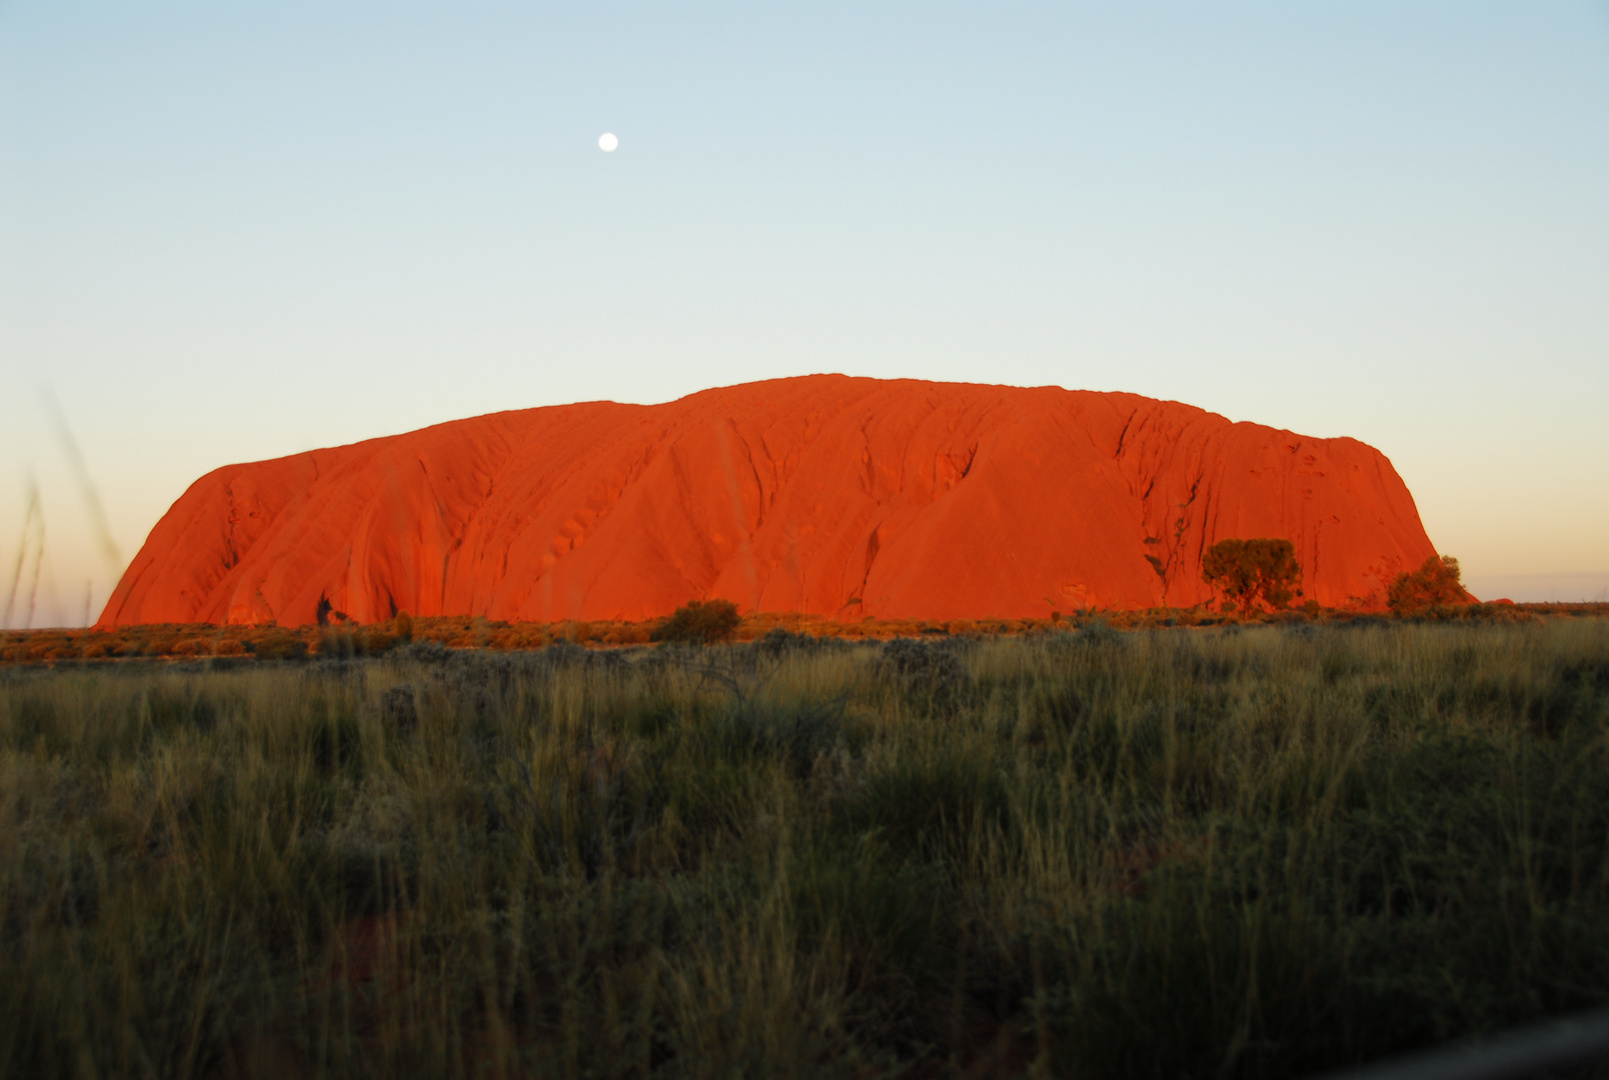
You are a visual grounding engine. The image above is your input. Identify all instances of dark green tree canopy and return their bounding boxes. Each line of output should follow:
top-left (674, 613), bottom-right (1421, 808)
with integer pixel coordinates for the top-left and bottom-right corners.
top-left (1201, 538), bottom-right (1302, 613)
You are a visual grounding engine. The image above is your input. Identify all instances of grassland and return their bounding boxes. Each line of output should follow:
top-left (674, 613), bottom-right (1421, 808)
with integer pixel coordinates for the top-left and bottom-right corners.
top-left (3, 619), bottom-right (1608, 1078)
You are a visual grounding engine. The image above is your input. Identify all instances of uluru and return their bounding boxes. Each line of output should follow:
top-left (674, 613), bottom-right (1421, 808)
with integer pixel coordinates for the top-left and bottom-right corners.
top-left (98, 375), bottom-right (1446, 627)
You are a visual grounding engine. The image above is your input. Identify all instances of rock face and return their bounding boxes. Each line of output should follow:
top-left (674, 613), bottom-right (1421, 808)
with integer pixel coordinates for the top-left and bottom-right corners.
top-left (100, 375), bottom-right (1447, 626)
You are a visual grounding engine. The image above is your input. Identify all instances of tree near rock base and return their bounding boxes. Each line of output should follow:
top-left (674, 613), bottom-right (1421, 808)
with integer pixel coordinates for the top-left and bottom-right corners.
top-left (1388, 555), bottom-right (1470, 614)
top-left (1201, 538), bottom-right (1302, 614)
top-left (654, 599), bottom-right (742, 644)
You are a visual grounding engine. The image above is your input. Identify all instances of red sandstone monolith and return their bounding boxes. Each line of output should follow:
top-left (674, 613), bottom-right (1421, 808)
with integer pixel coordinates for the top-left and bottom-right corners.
top-left (99, 375), bottom-right (1449, 626)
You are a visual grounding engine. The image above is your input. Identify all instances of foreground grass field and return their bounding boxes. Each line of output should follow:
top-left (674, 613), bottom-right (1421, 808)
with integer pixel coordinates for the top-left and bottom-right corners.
top-left (3, 620), bottom-right (1608, 1078)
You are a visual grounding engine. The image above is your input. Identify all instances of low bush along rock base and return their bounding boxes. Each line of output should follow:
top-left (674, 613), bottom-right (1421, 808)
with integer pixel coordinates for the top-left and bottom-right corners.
top-left (2, 619), bottom-right (1608, 1079)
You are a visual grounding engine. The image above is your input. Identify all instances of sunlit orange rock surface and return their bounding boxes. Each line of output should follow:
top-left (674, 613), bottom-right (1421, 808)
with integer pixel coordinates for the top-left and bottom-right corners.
top-left (100, 376), bottom-right (1447, 626)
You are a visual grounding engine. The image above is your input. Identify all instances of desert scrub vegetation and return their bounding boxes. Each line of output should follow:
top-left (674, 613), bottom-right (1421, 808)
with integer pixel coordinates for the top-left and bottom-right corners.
top-left (652, 599), bottom-right (743, 645)
top-left (5, 601), bottom-right (1603, 663)
top-left (2, 620), bottom-right (1608, 1078)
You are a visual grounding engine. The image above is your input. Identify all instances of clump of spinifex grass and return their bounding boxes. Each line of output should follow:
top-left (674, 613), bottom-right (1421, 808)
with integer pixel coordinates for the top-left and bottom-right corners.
top-left (2, 621), bottom-right (1608, 1078)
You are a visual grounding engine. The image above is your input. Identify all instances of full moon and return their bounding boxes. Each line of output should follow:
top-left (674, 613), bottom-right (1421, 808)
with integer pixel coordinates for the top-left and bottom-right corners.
top-left (598, 133), bottom-right (618, 152)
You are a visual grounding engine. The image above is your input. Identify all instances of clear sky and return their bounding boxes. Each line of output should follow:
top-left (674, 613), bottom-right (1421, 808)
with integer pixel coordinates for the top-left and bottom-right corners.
top-left (2, 1), bottom-right (1606, 626)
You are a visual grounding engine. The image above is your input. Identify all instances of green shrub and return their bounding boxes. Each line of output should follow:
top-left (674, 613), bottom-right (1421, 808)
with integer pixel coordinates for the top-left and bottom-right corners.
top-left (1388, 554), bottom-right (1471, 614)
top-left (654, 598), bottom-right (742, 644)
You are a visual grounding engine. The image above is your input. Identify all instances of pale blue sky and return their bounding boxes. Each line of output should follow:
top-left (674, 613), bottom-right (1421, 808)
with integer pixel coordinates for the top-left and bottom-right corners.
top-left (2, 1), bottom-right (1606, 624)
